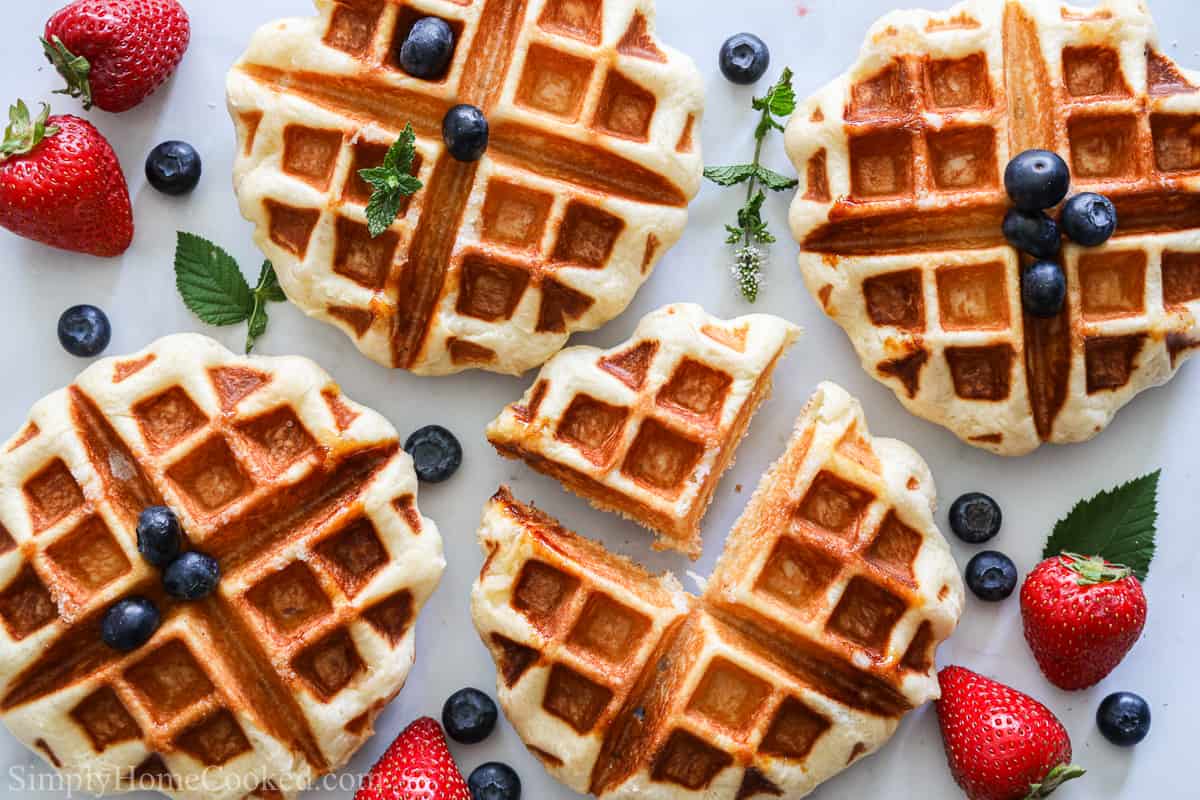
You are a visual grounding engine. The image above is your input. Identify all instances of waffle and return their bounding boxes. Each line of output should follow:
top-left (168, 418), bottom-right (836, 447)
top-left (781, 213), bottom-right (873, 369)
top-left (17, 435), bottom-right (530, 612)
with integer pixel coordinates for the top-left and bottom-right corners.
top-left (473, 383), bottom-right (964, 799)
top-left (0, 335), bottom-right (444, 800)
top-left (486, 304), bottom-right (800, 558)
top-left (227, 0), bottom-right (704, 376)
top-left (785, 0), bottom-right (1200, 455)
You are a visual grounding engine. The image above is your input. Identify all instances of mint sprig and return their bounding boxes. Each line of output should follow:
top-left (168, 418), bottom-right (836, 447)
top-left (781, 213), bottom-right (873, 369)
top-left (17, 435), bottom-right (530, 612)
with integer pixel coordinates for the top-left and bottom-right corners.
top-left (1042, 471), bottom-right (1160, 582)
top-left (174, 232), bottom-right (288, 354)
top-left (359, 124), bottom-right (423, 237)
top-left (703, 68), bottom-right (799, 302)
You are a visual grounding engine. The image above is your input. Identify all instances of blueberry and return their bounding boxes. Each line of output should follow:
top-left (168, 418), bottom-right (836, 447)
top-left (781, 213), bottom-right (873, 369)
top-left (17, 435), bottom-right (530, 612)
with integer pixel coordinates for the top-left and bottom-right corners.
top-left (1022, 261), bottom-right (1067, 318)
top-left (965, 551), bottom-right (1018, 602)
top-left (1004, 150), bottom-right (1071, 211)
top-left (405, 425), bottom-right (463, 483)
top-left (1002, 209), bottom-right (1061, 260)
top-left (1097, 692), bottom-right (1151, 747)
top-left (468, 762), bottom-right (521, 800)
top-left (145, 141), bottom-right (202, 196)
top-left (443, 105), bottom-right (489, 162)
top-left (443, 688), bottom-right (498, 744)
top-left (101, 597), bottom-right (160, 652)
top-left (399, 17), bottom-right (455, 80)
top-left (57, 305), bottom-right (111, 358)
top-left (719, 33), bottom-right (770, 85)
top-left (137, 506), bottom-right (183, 568)
top-left (163, 552), bottom-right (221, 600)
top-left (948, 493), bottom-right (1002, 545)
top-left (1061, 192), bottom-right (1117, 247)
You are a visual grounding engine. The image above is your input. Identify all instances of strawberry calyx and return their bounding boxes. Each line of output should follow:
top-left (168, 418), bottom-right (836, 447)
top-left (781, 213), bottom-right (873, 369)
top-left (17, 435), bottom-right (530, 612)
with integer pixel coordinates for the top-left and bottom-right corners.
top-left (1024, 763), bottom-right (1087, 798)
top-left (0, 100), bottom-right (60, 161)
top-left (40, 35), bottom-right (93, 110)
top-left (1060, 552), bottom-right (1133, 586)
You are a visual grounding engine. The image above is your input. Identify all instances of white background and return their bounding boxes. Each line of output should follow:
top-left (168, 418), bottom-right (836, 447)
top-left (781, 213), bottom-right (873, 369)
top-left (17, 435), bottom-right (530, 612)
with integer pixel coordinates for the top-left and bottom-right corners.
top-left (0, 0), bottom-right (1197, 798)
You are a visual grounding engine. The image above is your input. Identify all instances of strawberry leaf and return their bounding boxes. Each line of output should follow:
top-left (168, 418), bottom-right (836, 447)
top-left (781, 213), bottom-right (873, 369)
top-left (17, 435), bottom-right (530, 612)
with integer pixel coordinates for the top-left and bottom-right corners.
top-left (41, 36), bottom-right (93, 110)
top-left (0, 100), bottom-right (59, 160)
top-left (1042, 471), bottom-right (1160, 581)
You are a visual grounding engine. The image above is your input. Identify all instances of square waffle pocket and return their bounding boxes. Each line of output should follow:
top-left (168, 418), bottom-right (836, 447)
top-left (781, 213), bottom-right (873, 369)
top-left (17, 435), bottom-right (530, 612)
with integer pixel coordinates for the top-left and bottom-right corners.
top-left (486, 304), bottom-right (801, 558)
top-left (227, 0), bottom-right (704, 375)
top-left (786, 0), bottom-right (1200, 455)
top-left (472, 382), bottom-right (964, 800)
top-left (0, 335), bottom-right (444, 800)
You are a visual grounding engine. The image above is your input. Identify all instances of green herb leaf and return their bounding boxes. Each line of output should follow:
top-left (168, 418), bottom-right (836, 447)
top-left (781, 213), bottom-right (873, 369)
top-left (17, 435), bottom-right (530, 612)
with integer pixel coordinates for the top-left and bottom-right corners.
top-left (175, 232), bottom-right (254, 326)
top-left (41, 35), bottom-right (93, 110)
top-left (175, 234), bottom-right (289, 354)
top-left (1042, 471), bottom-right (1161, 582)
top-left (752, 68), bottom-right (796, 139)
top-left (245, 261), bottom-right (287, 353)
top-left (704, 164), bottom-right (758, 187)
top-left (360, 124), bottom-right (423, 238)
top-left (755, 165), bottom-right (799, 192)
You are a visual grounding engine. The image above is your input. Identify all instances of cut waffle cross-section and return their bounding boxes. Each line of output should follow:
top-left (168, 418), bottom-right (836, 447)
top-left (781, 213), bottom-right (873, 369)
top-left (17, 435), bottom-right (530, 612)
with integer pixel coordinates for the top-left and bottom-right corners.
top-left (0, 335), bottom-right (444, 800)
top-left (487, 304), bottom-right (800, 558)
top-left (472, 383), bottom-right (964, 799)
top-left (786, 0), bottom-right (1200, 455)
top-left (228, 0), bottom-right (704, 375)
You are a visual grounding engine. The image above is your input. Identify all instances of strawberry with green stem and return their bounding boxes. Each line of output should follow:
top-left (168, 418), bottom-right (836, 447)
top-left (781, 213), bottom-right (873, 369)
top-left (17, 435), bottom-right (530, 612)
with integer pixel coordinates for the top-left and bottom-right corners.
top-left (704, 68), bottom-right (798, 301)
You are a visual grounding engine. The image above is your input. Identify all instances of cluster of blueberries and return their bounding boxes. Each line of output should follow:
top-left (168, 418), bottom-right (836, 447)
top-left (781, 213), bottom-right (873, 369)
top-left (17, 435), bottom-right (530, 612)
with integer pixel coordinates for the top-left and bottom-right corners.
top-left (400, 18), bottom-right (489, 162)
top-left (99, 506), bottom-right (220, 652)
top-left (1002, 150), bottom-right (1118, 317)
top-left (443, 688), bottom-right (521, 800)
top-left (948, 493), bottom-right (1150, 747)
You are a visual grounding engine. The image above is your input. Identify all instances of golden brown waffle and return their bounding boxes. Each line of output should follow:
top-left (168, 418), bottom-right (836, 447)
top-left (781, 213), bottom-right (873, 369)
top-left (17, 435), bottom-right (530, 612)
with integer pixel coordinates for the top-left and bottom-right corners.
top-left (473, 383), bottom-right (963, 799)
top-left (786, 0), bottom-right (1200, 455)
top-left (486, 304), bottom-right (800, 558)
top-left (0, 335), bottom-right (444, 800)
top-left (228, 0), bottom-right (703, 376)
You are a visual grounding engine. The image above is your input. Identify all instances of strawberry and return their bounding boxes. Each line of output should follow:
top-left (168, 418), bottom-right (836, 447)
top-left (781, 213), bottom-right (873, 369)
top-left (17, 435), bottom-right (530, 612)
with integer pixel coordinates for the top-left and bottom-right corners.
top-left (1020, 552), bottom-right (1147, 691)
top-left (356, 717), bottom-right (469, 800)
top-left (936, 666), bottom-right (1084, 800)
top-left (42, 0), bottom-right (190, 113)
top-left (0, 100), bottom-right (133, 257)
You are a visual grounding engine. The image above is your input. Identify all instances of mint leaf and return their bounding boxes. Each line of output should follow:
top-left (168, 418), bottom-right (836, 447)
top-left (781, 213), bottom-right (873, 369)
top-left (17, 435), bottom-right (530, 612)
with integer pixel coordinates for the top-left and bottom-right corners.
top-left (704, 164), bottom-right (758, 187)
top-left (360, 124), bottom-right (423, 237)
top-left (1042, 471), bottom-right (1160, 581)
top-left (175, 232), bottom-right (253, 326)
top-left (245, 261), bottom-right (287, 353)
top-left (766, 67), bottom-right (797, 117)
top-left (755, 165), bottom-right (799, 191)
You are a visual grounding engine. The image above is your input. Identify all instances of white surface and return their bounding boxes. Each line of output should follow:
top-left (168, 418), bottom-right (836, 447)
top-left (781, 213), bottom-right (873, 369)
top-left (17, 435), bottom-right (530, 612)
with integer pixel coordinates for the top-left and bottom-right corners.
top-left (0, 0), bottom-right (1195, 798)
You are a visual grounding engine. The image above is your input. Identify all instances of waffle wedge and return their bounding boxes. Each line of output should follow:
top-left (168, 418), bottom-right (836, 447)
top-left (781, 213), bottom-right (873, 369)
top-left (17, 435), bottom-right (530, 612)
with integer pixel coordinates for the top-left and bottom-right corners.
top-left (473, 383), bottom-right (964, 799)
top-left (487, 304), bottom-right (800, 558)
top-left (0, 335), bottom-right (444, 799)
top-left (228, 0), bottom-right (704, 376)
top-left (786, 0), bottom-right (1200, 455)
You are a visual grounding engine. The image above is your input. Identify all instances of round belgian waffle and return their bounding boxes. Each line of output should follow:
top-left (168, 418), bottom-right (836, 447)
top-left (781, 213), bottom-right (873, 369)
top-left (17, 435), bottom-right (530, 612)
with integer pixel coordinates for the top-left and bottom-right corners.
top-left (0, 335), bottom-right (444, 800)
top-left (227, 0), bottom-right (704, 376)
top-left (473, 383), bottom-right (963, 799)
top-left (786, 0), bottom-right (1200, 455)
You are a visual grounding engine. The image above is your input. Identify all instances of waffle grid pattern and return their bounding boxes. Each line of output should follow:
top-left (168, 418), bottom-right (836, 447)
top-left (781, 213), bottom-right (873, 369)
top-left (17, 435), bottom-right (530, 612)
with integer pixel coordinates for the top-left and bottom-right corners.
top-left (0, 335), bottom-right (444, 800)
top-left (787, 0), bottom-right (1200, 454)
top-left (228, 0), bottom-right (704, 375)
top-left (487, 305), bottom-right (800, 558)
top-left (473, 383), bottom-right (963, 799)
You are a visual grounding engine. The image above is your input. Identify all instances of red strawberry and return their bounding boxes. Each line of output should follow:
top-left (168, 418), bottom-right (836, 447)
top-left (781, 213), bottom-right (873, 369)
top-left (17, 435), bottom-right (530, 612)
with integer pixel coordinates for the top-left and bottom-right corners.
top-left (1020, 552), bottom-right (1147, 691)
top-left (936, 666), bottom-right (1084, 800)
top-left (42, 0), bottom-right (190, 113)
top-left (356, 717), bottom-right (469, 800)
top-left (0, 101), bottom-right (133, 257)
